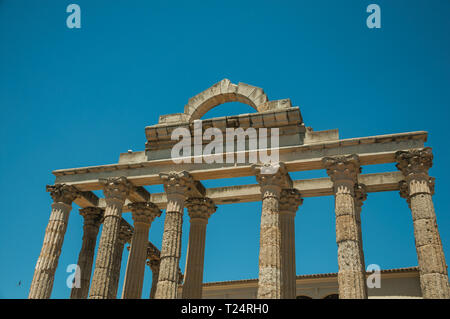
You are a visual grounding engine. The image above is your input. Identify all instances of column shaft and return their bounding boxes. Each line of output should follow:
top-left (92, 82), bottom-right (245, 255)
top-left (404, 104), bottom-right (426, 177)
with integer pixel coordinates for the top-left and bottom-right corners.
top-left (70, 208), bottom-right (103, 299)
top-left (279, 189), bottom-right (302, 299)
top-left (280, 212), bottom-right (296, 298)
top-left (410, 180), bottom-right (449, 298)
top-left (110, 222), bottom-right (132, 297)
top-left (155, 171), bottom-right (204, 299)
top-left (182, 197), bottom-right (215, 299)
top-left (396, 148), bottom-right (450, 299)
top-left (258, 189), bottom-right (282, 298)
top-left (334, 186), bottom-right (367, 298)
top-left (149, 262), bottom-right (160, 299)
top-left (29, 202), bottom-right (72, 298)
top-left (182, 220), bottom-right (207, 298)
top-left (323, 155), bottom-right (367, 299)
top-left (155, 195), bottom-right (184, 298)
top-left (122, 223), bottom-right (149, 298)
top-left (89, 177), bottom-right (131, 299)
top-left (29, 184), bottom-right (79, 299)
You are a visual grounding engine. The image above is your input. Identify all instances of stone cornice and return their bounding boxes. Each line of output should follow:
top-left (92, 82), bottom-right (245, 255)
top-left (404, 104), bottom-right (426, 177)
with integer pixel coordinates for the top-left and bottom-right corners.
top-left (145, 107), bottom-right (303, 150)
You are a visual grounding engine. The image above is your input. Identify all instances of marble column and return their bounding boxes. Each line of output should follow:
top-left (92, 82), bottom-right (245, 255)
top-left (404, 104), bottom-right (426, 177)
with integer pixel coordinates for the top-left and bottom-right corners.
top-left (252, 162), bottom-right (293, 299)
top-left (354, 183), bottom-right (367, 276)
top-left (182, 197), bottom-right (216, 299)
top-left (110, 220), bottom-right (133, 298)
top-left (29, 184), bottom-right (80, 299)
top-left (148, 259), bottom-right (160, 299)
top-left (279, 189), bottom-right (303, 299)
top-left (323, 155), bottom-right (367, 299)
top-left (70, 207), bottom-right (104, 299)
top-left (89, 177), bottom-right (132, 299)
top-left (396, 147), bottom-right (450, 299)
top-left (122, 202), bottom-right (161, 299)
top-left (155, 171), bottom-right (204, 299)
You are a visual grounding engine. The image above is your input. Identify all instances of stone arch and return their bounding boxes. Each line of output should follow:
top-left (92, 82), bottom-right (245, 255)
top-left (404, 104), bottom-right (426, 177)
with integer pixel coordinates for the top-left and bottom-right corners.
top-left (157, 79), bottom-right (295, 124)
top-left (183, 79), bottom-right (268, 122)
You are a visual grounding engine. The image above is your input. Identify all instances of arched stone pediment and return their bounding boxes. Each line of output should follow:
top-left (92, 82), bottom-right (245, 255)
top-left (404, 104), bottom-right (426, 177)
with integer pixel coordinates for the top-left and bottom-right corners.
top-left (157, 79), bottom-right (294, 124)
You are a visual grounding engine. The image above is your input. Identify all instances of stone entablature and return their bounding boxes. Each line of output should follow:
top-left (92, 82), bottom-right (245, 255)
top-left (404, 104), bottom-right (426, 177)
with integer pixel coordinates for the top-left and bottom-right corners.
top-left (145, 107), bottom-right (304, 155)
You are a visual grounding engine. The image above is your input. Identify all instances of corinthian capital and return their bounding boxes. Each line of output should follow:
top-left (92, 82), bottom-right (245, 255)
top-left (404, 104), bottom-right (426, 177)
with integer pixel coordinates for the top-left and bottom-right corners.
top-left (159, 171), bottom-right (205, 198)
top-left (252, 162), bottom-right (293, 191)
top-left (279, 189), bottom-right (303, 213)
top-left (99, 176), bottom-right (132, 202)
top-left (185, 197), bottom-right (217, 220)
top-left (354, 183), bottom-right (368, 209)
top-left (46, 184), bottom-right (81, 205)
top-left (322, 154), bottom-right (361, 192)
top-left (395, 147), bottom-right (433, 181)
top-left (118, 219), bottom-right (134, 244)
top-left (79, 207), bottom-right (104, 227)
top-left (127, 202), bottom-right (162, 224)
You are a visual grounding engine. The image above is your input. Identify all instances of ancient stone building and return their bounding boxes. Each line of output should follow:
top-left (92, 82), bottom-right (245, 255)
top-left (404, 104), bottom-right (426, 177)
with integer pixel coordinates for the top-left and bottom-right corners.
top-left (29, 80), bottom-right (449, 299)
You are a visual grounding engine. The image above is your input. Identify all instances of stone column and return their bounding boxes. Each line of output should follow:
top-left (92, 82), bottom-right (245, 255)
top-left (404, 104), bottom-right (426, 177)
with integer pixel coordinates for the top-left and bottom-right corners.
top-left (29, 184), bottom-right (80, 299)
top-left (110, 220), bottom-right (133, 298)
top-left (279, 189), bottom-right (303, 299)
top-left (354, 183), bottom-right (367, 276)
top-left (396, 147), bottom-right (450, 299)
top-left (70, 207), bottom-right (104, 299)
top-left (182, 197), bottom-right (216, 299)
top-left (122, 202), bottom-right (161, 299)
top-left (252, 162), bottom-right (293, 299)
top-left (89, 177), bottom-right (132, 299)
top-left (147, 259), bottom-right (160, 299)
top-left (322, 155), bottom-right (367, 299)
top-left (155, 171), bottom-right (205, 299)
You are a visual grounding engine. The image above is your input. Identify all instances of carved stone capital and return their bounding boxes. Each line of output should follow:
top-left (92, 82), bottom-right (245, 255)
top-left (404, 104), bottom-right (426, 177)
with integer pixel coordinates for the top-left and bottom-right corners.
top-left (395, 147), bottom-right (433, 182)
top-left (322, 154), bottom-right (361, 193)
top-left (354, 183), bottom-right (368, 209)
top-left (399, 176), bottom-right (435, 204)
top-left (99, 176), bottom-right (132, 203)
top-left (252, 162), bottom-right (292, 197)
top-left (279, 189), bottom-right (303, 213)
top-left (147, 241), bottom-right (161, 261)
top-left (127, 202), bottom-right (162, 224)
top-left (399, 180), bottom-right (411, 206)
top-left (118, 219), bottom-right (133, 244)
top-left (46, 184), bottom-right (81, 205)
top-left (79, 207), bottom-right (104, 227)
top-left (159, 171), bottom-right (205, 198)
top-left (185, 197), bottom-right (216, 220)
top-left (147, 259), bottom-right (160, 273)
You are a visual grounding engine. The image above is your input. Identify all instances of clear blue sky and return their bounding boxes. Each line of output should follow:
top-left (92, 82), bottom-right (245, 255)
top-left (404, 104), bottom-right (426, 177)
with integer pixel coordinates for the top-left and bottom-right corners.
top-left (1, 0), bottom-right (449, 299)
